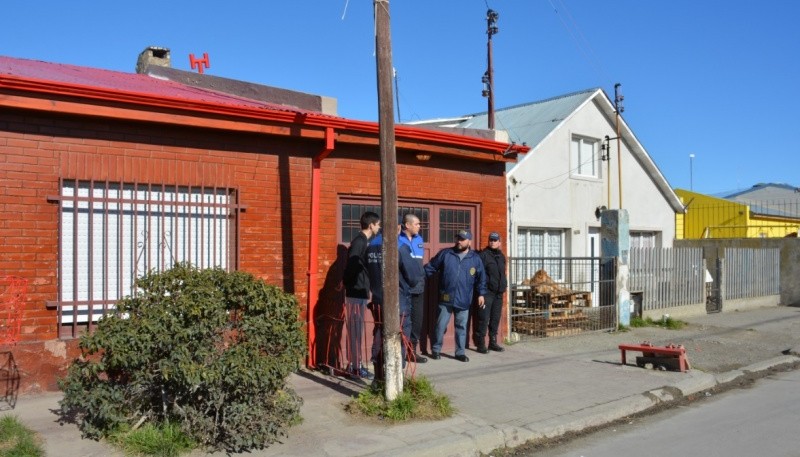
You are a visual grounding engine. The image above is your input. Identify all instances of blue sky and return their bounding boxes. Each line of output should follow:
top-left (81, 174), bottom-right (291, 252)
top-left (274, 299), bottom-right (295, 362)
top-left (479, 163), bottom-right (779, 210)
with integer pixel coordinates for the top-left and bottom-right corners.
top-left (3, 1), bottom-right (798, 195)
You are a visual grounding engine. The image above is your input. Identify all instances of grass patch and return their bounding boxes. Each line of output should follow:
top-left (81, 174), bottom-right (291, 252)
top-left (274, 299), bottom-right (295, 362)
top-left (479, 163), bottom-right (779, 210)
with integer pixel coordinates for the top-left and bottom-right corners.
top-left (109, 421), bottom-right (195, 457)
top-left (346, 375), bottom-right (454, 422)
top-left (630, 316), bottom-right (686, 330)
top-left (0, 415), bottom-right (45, 457)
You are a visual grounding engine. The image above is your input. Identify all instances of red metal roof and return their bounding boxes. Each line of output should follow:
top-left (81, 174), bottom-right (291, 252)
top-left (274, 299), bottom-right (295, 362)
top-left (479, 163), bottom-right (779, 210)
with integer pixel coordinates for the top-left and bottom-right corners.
top-left (0, 55), bottom-right (310, 114)
top-left (0, 54), bottom-right (529, 159)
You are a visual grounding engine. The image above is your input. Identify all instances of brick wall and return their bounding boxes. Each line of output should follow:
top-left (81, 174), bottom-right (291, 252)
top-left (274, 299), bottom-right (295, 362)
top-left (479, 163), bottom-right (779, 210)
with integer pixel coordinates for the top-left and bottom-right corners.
top-left (0, 109), bottom-right (507, 393)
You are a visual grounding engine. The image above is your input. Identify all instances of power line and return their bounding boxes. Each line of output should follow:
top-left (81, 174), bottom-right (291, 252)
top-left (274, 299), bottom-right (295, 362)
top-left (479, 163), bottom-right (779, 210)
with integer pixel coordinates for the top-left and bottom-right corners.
top-left (513, 153), bottom-right (604, 193)
top-left (547, 0), bottom-right (613, 84)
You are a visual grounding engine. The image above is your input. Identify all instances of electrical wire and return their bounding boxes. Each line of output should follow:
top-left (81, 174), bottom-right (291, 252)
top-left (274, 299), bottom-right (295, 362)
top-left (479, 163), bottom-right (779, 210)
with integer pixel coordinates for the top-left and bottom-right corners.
top-left (513, 153), bottom-right (605, 194)
top-left (547, 0), bottom-right (613, 85)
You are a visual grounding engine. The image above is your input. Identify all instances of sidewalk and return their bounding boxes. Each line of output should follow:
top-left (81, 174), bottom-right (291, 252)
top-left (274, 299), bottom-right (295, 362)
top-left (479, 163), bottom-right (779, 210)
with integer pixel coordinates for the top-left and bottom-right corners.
top-left (5, 306), bottom-right (800, 457)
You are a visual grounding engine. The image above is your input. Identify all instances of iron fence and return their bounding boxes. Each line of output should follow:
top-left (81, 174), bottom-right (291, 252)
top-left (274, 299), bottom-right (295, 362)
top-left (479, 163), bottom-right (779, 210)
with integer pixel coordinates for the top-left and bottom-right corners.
top-left (508, 257), bottom-right (617, 339)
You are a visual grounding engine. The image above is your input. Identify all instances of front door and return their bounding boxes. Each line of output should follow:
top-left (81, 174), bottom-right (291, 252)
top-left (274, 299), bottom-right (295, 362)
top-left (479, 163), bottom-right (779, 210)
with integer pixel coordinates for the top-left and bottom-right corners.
top-left (588, 228), bottom-right (600, 307)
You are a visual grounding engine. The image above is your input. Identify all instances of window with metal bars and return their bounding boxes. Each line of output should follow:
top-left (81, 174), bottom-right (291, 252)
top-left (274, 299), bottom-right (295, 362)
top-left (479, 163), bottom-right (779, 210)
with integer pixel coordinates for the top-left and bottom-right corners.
top-left (51, 179), bottom-right (240, 338)
top-left (339, 199), bottom-right (474, 257)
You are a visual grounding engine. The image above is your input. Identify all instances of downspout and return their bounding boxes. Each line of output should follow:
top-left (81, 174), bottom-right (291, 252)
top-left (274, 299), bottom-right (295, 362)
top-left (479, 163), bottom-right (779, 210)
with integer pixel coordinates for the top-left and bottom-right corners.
top-left (307, 126), bottom-right (335, 369)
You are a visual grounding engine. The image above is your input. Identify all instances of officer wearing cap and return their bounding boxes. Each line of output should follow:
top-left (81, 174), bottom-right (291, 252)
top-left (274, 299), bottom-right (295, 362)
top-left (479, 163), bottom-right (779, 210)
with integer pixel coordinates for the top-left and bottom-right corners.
top-left (474, 232), bottom-right (507, 353)
top-left (424, 229), bottom-right (487, 362)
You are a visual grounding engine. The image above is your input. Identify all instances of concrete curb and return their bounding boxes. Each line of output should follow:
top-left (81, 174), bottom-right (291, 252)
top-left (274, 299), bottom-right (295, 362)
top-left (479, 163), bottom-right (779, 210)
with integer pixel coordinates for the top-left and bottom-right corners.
top-left (669, 372), bottom-right (718, 396)
top-left (739, 355), bottom-right (799, 373)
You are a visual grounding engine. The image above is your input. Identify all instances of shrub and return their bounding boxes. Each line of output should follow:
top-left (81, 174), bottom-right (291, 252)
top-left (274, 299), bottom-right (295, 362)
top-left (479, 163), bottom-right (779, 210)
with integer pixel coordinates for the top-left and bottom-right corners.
top-left (59, 264), bottom-right (306, 453)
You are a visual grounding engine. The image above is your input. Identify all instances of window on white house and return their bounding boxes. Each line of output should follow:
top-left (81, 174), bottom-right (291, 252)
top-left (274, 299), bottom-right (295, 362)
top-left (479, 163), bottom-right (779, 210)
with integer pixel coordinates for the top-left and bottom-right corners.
top-left (515, 228), bottom-right (565, 282)
top-left (571, 135), bottom-right (599, 178)
top-left (630, 231), bottom-right (658, 248)
top-left (55, 179), bottom-right (239, 338)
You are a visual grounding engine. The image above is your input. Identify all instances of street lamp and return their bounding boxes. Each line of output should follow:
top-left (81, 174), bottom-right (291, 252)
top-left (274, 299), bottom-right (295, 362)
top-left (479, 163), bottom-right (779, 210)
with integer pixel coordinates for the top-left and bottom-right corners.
top-left (689, 153), bottom-right (695, 191)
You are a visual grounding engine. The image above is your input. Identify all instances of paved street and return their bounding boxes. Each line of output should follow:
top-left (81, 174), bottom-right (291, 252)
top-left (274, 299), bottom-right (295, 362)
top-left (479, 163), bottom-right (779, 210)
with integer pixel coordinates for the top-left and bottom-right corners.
top-left (526, 368), bottom-right (800, 457)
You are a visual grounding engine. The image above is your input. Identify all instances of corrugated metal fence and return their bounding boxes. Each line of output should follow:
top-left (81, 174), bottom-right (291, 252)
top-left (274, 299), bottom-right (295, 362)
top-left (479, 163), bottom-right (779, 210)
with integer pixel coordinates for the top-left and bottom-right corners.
top-left (723, 248), bottom-right (780, 300)
top-left (629, 247), bottom-right (705, 311)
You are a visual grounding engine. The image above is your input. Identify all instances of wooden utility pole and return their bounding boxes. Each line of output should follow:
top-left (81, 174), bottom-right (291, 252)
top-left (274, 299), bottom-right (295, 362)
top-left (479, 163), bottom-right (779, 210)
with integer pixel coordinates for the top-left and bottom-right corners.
top-left (614, 83), bottom-right (624, 209)
top-left (484, 9), bottom-right (499, 130)
top-left (374, 0), bottom-right (402, 400)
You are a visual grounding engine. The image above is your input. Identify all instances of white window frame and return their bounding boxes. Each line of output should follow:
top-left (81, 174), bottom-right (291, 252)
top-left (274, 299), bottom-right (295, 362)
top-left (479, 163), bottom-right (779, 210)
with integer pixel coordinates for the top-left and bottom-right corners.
top-left (571, 135), bottom-right (600, 178)
top-left (516, 227), bottom-right (566, 282)
top-left (630, 231), bottom-right (658, 248)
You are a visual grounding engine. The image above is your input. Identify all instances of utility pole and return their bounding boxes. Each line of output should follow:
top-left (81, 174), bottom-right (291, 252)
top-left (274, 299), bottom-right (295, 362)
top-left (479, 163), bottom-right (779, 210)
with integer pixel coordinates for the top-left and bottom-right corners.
top-left (374, 0), bottom-right (402, 400)
top-left (614, 83), bottom-right (624, 209)
top-left (483, 9), bottom-right (499, 130)
top-left (603, 136), bottom-right (611, 208)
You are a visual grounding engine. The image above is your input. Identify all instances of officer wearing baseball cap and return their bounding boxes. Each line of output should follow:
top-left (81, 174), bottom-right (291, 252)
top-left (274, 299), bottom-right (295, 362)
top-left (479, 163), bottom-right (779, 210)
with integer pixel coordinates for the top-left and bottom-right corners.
top-left (423, 228), bottom-right (487, 362)
top-left (474, 231), bottom-right (507, 353)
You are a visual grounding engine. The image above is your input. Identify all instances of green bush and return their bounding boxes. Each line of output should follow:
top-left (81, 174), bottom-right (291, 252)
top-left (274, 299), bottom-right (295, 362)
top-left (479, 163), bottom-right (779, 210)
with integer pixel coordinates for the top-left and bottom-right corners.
top-left (59, 264), bottom-right (307, 453)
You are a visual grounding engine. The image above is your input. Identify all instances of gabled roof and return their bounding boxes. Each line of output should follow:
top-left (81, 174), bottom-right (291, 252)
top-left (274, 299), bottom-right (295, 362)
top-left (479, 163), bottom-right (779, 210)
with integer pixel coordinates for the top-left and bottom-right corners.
top-left (724, 183), bottom-right (800, 200)
top-left (416, 88), bottom-right (684, 213)
top-left (459, 88), bottom-right (597, 149)
top-left (723, 183), bottom-right (800, 219)
top-left (0, 55), bottom-right (528, 161)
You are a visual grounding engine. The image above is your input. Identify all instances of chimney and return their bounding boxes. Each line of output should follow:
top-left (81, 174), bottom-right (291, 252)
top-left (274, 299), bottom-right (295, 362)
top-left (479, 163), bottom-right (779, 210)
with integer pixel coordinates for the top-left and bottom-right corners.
top-left (136, 46), bottom-right (171, 74)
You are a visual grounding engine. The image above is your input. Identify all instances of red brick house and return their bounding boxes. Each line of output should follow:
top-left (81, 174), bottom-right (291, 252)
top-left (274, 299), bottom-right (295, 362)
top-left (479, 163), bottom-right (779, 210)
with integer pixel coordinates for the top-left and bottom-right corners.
top-left (0, 50), bottom-right (527, 393)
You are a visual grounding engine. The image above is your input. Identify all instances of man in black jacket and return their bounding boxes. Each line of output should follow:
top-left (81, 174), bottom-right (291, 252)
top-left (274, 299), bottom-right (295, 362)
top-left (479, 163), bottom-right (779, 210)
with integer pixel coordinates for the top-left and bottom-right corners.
top-left (343, 211), bottom-right (381, 378)
top-left (474, 231), bottom-right (507, 353)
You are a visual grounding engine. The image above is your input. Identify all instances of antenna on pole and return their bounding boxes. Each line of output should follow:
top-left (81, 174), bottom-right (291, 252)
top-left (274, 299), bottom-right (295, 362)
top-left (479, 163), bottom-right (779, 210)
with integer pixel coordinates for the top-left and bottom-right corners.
top-left (393, 67), bottom-right (402, 123)
top-left (483, 9), bottom-right (499, 130)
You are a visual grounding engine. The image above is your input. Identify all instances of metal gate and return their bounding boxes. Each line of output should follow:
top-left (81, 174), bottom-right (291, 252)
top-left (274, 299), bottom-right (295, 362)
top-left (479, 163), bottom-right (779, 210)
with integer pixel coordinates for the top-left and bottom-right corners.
top-left (508, 257), bottom-right (617, 339)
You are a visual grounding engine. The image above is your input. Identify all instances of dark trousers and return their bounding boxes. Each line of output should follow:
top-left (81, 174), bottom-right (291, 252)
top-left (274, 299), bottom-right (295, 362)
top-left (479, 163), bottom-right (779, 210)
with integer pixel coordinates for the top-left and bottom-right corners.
top-left (473, 291), bottom-right (503, 346)
top-left (409, 293), bottom-right (424, 352)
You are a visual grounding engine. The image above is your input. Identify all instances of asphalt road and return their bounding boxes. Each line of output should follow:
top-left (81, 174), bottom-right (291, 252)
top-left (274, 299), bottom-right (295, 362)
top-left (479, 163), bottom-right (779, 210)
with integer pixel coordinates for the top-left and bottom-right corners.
top-left (519, 369), bottom-right (800, 457)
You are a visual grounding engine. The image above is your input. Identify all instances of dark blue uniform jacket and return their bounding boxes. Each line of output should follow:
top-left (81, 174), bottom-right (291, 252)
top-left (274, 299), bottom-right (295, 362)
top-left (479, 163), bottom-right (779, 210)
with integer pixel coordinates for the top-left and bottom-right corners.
top-left (424, 247), bottom-right (487, 310)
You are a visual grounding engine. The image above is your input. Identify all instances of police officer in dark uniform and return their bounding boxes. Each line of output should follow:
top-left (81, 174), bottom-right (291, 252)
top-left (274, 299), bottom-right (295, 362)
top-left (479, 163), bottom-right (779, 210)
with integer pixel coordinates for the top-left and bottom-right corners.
top-left (475, 231), bottom-right (507, 353)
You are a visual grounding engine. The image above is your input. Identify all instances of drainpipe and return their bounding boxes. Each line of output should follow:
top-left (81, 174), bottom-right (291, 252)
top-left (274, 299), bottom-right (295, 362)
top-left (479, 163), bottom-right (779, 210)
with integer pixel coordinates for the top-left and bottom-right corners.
top-left (307, 127), bottom-right (335, 369)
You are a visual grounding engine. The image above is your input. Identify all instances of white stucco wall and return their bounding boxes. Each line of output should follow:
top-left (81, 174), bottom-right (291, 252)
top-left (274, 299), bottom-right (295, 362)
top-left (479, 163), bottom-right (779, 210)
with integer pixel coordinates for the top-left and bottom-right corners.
top-left (508, 97), bottom-right (676, 258)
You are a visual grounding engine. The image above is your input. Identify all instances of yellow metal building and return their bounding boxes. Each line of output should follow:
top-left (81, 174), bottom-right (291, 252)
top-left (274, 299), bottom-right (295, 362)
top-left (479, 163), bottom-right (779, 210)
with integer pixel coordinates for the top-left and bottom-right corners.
top-left (676, 188), bottom-right (800, 239)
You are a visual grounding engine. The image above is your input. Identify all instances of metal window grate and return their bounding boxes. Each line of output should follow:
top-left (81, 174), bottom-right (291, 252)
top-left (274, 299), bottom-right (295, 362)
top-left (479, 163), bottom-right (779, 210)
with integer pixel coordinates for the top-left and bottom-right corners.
top-left (49, 179), bottom-right (241, 338)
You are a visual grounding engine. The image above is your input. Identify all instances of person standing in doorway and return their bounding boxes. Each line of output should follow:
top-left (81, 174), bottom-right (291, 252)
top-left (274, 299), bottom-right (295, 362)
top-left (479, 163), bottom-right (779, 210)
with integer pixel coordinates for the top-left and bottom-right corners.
top-left (424, 229), bottom-right (486, 362)
top-left (398, 213), bottom-right (427, 363)
top-left (475, 231), bottom-right (507, 353)
top-left (343, 211), bottom-right (381, 379)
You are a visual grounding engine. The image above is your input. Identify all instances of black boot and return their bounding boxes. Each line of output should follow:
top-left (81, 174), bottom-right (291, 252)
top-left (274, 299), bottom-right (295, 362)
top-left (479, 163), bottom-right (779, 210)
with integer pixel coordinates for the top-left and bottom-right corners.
top-left (411, 344), bottom-right (427, 363)
top-left (488, 337), bottom-right (504, 352)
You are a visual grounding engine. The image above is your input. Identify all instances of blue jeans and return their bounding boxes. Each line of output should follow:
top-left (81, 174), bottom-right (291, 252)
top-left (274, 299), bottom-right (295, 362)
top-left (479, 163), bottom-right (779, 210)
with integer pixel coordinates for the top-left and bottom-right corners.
top-left (432, 303), bottom-right (469, 356)
top-left (345, 297), bottom-right (369, 372)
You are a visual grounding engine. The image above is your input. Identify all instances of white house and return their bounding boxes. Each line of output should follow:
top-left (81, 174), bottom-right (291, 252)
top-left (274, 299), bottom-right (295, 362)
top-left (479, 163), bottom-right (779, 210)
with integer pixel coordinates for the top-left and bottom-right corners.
top-left (411, 88), bottom-right (683, 269)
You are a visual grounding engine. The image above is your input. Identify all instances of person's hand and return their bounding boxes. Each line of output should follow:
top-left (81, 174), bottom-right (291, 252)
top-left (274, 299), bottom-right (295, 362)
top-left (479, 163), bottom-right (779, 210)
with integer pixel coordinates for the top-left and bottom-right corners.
top-left (478, 296), bottom-right (485, 307)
